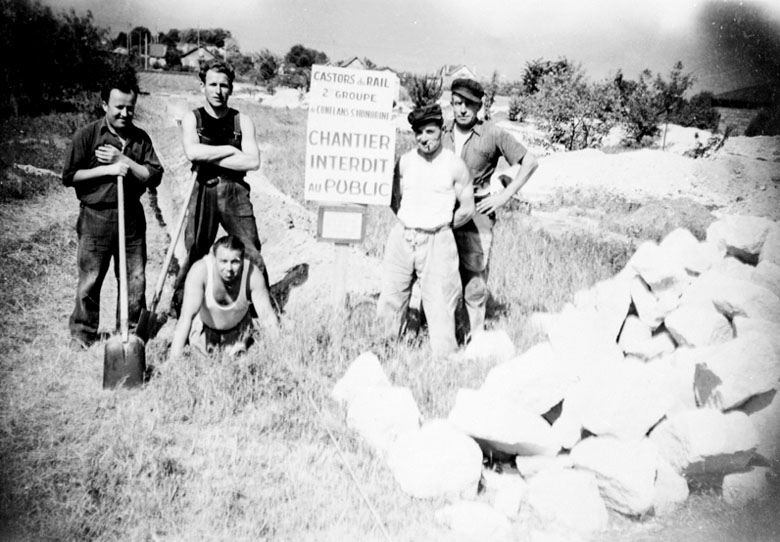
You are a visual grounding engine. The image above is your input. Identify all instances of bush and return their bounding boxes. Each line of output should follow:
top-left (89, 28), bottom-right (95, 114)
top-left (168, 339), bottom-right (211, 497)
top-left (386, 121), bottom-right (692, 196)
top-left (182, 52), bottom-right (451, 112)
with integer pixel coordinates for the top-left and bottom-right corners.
top-left (482, 70), bottom-right (499, 120)
top-left (674, 92), bottom-right (721, 131)
top-left (404, 74), bottom-right (442, 108)
top-left (745, 106), bottom-right (780, 136)
top-left (508, 92), bottom-right (529, 122)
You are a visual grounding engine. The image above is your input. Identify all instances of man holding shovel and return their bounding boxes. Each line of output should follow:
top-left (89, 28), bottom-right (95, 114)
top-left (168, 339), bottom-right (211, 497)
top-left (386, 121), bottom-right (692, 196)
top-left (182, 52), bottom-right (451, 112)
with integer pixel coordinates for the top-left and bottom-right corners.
top-left (169, 235), bottom-right (278, 359)
top-left (63, 75), bottom-right (164, 349)
top-left (171, 60), bottom-right (267, 316)
top-left (446, 78), bottom-right (538, 338)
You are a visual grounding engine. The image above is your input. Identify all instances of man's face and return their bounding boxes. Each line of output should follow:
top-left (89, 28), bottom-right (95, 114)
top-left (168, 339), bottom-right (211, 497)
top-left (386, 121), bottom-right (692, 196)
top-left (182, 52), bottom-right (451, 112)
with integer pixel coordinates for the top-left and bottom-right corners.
top-left (215, 246), bottom-right (243, 284)
top-left (202, 69), bottom-right (232, 108)
top-left (451, 93), bottom-right (481, 129)
top-left (414, 122), bottom-right (443, 156)
top-left (102, 89), bottom-right (136, 131)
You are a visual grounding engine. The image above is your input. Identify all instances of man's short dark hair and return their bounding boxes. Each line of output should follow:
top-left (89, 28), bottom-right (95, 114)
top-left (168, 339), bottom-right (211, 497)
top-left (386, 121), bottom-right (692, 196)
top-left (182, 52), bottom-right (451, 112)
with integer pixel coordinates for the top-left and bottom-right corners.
top-left (199, 60), bottom-right (236, 85)
top-left (212, 235), bottom-right (245, 257)
top-left (100, 70), bottom-right (140, 103)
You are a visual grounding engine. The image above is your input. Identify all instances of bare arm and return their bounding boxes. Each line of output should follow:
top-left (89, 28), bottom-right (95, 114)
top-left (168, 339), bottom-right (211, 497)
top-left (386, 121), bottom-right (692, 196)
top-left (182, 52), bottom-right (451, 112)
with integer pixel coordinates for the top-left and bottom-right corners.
top-left (181, 110), bottom-right (240, 164)
top-left (169, 261), bottom-right (207, 360)
top-left (249, 267), bottom-right (279, 338)
top-left (213, 113), bottom-right (260, 171)
top-left (452, 159), bottom-right (475, 228)
top-left (181, 111), bottom-right (260, 172)
top-left (476, 151), bottom-right (538, 215)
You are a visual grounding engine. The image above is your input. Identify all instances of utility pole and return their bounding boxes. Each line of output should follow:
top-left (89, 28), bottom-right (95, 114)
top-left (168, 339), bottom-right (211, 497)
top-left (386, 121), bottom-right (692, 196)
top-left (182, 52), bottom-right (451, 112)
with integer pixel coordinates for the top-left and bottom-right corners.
top-left (145, 33), bottom-right (149, 70)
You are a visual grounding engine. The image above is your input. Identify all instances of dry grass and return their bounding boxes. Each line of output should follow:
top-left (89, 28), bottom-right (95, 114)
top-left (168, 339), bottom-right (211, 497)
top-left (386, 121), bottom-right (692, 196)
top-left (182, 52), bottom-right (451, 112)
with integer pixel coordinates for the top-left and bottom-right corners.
top-left (1, 77), bottom-right (778, 542)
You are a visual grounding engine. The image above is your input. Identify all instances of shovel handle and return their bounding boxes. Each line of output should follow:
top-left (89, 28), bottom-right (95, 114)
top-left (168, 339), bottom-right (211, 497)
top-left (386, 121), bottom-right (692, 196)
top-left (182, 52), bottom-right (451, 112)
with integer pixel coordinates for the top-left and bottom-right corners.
top-left (148, 168), bottom-right (199, 311)
top-left (117, 175), bottom-right (129, 343)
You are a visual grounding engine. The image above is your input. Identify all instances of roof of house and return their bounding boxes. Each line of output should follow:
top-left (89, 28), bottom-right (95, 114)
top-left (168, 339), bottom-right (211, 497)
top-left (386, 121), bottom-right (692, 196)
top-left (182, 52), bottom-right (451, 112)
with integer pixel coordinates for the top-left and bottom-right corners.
top-left (148, 43), bottom-right (167, 58)
top-left (713, 83), bottom-right (780, 108)
top-left (180, 46), bottom-right (217, 60)
top-left (440, 64), bottom-right (475, 77)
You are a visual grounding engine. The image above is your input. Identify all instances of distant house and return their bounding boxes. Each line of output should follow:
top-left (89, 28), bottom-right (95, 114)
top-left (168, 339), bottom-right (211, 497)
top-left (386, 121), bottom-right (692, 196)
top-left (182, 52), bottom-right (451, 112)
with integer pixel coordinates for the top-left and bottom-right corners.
top-left (439, 64), bottom-right (477, 89)
top-left (713, 83), bottom-right (779, 109)
top-left (148, 43), bottom-right (168, 68)
top-left (338, 57), bottom-right (367, 70)
top-left (111, 46), bottom-right (128, 56)
top-left (180, 46), bottom-right (218, 70)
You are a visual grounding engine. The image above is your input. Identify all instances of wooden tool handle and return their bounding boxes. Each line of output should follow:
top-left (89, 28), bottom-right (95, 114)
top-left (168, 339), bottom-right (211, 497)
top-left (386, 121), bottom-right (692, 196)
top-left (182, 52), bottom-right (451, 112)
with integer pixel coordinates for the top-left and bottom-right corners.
top-left (117, 175), bottom-right (129, 343)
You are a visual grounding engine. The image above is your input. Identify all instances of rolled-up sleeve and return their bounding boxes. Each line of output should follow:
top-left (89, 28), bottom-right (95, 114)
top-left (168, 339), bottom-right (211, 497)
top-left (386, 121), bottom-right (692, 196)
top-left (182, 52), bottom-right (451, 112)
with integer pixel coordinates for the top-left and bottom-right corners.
top-left (496, 128), bottom-right (527, 166)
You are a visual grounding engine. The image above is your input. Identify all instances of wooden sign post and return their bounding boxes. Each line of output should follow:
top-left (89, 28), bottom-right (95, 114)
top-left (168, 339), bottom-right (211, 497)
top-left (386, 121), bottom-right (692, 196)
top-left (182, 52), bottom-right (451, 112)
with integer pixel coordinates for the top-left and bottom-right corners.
top-left (305, 65), bottom-right (397, 307)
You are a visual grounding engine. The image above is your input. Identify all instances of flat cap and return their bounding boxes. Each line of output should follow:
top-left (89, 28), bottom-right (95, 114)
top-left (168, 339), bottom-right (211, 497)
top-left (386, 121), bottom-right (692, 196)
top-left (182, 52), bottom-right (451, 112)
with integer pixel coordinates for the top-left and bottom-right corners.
top-left (407, 103), bottom-right (443, 129)
top-left (450, 78), bottom-right (484, 104)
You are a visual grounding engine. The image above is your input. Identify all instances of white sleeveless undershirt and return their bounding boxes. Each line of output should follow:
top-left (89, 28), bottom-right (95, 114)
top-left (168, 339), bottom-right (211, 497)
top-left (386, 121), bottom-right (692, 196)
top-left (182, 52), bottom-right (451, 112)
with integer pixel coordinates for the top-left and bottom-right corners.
top-left (396, 148), bottom-right (457, 230)
top-left (199, 255), bottom-right (251, 330)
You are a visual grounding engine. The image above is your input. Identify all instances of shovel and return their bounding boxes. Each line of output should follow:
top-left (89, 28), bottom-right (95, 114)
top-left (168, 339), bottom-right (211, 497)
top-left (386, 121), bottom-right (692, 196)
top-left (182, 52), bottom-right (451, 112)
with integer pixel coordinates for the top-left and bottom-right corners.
top-left (103, 175), bottom-right (146, 389)
top-left (136, 169), bottom-right (198, 342)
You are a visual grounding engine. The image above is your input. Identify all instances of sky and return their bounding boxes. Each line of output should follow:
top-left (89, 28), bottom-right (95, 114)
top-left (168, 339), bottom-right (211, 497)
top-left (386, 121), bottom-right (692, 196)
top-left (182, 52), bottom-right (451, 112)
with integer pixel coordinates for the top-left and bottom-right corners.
top-left (42, 0), bottom-right (780, 93)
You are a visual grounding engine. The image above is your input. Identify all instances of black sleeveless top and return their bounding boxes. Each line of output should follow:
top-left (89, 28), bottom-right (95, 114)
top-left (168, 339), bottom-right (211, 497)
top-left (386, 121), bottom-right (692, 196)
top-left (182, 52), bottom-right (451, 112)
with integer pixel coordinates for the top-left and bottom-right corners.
top-left (194, 107), bottom-right (243, 182)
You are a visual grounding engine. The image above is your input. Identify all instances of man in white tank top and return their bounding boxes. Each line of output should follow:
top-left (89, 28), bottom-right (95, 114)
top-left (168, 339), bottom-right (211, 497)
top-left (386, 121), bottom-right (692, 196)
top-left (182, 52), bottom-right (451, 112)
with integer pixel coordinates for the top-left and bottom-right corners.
top-left (377, 103), bottom-right (475, 358)
top-left (169, 235), bottom-right (278, 359)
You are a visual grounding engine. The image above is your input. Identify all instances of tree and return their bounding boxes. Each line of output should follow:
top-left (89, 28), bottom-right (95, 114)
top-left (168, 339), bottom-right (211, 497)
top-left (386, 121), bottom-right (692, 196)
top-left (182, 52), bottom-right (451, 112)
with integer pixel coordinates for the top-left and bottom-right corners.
top-left (405, 74), bottom-right (442, 108)
top-left (129, 26), bottom-right (152, 54)
top-left (482, 70), bottom-right (500, 121)
top-left (528, 63), bottom-right (619, 150)
top-left (654, 61), bottom-right (695, 147)
top-left (621, 69), bottom-right (660, 144)
top-left (284, 44), bottom-right (329, 69)
top-left (255, 49), bottom-right (281, 82)
top-left (523, 58), bottom-right (572, 94)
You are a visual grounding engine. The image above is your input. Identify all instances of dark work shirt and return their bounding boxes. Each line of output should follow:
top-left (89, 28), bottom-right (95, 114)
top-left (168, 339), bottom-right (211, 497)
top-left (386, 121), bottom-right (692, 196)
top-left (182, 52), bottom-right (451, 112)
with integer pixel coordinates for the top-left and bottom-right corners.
top-left (62, 118), bottom-right (164, 206)
top-left (443, 120), bottom-right (527, 196)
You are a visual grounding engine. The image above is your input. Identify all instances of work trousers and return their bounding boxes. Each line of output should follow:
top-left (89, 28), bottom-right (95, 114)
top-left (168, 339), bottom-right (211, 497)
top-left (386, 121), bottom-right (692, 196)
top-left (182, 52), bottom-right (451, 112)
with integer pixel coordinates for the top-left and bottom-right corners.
top-left (69, 203), bottom-right (147, 343)
top-left (453, 211), bottom-right (495, 335)
top-left (172, 177), bottom-right (267, 314)
top-left (377, 223), bottom-right (461, 358)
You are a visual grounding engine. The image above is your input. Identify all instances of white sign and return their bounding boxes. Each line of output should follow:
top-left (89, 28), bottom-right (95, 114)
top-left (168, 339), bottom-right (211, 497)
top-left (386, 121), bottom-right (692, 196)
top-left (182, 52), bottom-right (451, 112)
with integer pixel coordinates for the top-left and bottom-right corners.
top-left (305, 65), bottom-right (397, 205)
top-left (317, 206), bottom-right (366, 244)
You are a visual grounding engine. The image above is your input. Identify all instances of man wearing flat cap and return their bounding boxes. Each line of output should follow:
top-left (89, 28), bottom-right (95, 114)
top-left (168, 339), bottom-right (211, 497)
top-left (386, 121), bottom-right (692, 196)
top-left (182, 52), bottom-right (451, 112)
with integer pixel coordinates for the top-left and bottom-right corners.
top-left (447, 77), bottom-right (539, 337)
top-left (377, 103), bottom-right (475, 358)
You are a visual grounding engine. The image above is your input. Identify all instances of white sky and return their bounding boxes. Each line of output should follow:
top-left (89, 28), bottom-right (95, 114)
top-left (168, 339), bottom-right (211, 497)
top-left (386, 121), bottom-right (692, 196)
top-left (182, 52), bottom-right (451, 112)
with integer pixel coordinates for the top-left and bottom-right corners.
top-left (42, 0), bottom-right (780, 93)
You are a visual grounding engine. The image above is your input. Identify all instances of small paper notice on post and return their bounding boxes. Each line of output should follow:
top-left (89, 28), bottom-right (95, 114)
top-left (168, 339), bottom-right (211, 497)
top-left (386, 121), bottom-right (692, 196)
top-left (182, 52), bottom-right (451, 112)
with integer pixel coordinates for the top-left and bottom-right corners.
top-left (317, 206), bottom-right (366, 244)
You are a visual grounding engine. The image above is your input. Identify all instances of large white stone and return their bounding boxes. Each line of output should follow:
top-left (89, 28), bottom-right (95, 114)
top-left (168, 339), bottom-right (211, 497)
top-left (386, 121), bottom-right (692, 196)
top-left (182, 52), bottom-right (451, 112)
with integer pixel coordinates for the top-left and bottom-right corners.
top-left (649, 408), bottom-right (758, 477)
top-left (480, 342), bottom-right (575, 416)
top-left (630, 276), bottom-right (668, 330)
top-left (573, 274), bottom-right (633, 344)
top-left (759, 223), bottom-right (780, 265)
top-left (622, 330), bottom-right (677, 361)
top-left (346, 386), bottom-right (420, 455)
top-left (571, 436), bottom-right (659, 517)
top-left (753, 260), bottom-right (780, 299)
top-left (525, 468), bottom-right (609, 536)
top-left (482, 470), bottom-right (529, 518)
top-left (515, 454), bottom-right (574, 479)
top-left (653, 458), bottom-right (690, 516)
top-left (692, 336), bottom-right (780, 410)
top-left (448, 388), bottom-right (560, 457)
top-left (739, 389), bottom-right (780, 464)
top-left (711, 256), bottom-right (757, 282)
top-left (462, 329), bottom-right (516, 362)
top-left (664, 303), bottom-right (734, 347)
top-left (722, 467), bottom-right (773, 506)
top-left (655, 348), bottom-right (700, 414)
top-left (547, 303), bottom-right (625, 378)
top-left (331, 351), bottom-right (390, 406)
top-left (711, 278), bottom-right (780, 322)
top-left (659, 227), bottom-right (723, 275)
top-left (618, 315), bottom-right (652, 354)
top-left (567, 361), bottom-right (674, 441)
top-left (386, 419), bottom-right (483, 499)
top-left (706, 214), bottom-right (774, 263)
top-left (732, 317), bottom-right (780, 357)
top-left (435, 501), bottom-right (513, 542)
top-left (629, 240), bottom-right (691, 297)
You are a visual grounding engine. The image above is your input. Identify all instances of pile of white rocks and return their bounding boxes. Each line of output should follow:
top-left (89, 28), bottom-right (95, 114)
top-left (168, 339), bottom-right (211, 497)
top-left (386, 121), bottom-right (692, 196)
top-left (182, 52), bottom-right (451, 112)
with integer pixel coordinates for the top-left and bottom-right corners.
top-left (331, 214), bottom-right (780, 541)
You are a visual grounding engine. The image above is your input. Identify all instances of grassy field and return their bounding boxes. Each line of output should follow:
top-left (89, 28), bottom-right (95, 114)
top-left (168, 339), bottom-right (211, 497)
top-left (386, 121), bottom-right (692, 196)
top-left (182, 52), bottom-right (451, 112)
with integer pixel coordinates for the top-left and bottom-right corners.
top-left (0, 77), bottom-right (778, 541)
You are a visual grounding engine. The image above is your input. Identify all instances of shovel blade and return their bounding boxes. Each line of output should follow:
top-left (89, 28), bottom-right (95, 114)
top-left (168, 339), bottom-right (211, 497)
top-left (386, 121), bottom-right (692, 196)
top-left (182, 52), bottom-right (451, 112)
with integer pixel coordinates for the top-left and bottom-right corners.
top-left (135, 309), bottom-right (154, 343)
top-left (103, 334), bottom-right (146, 389)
